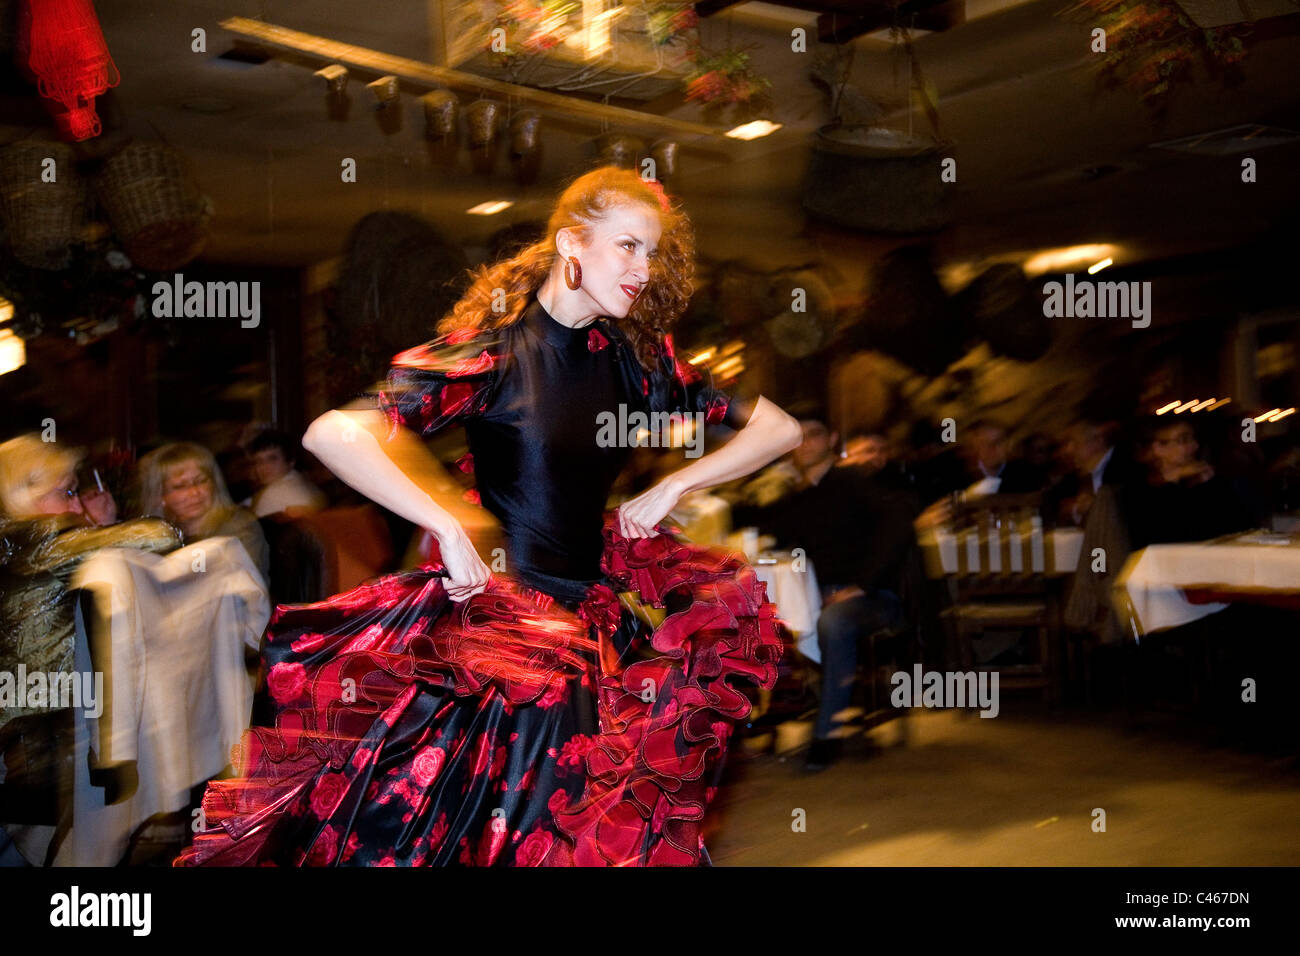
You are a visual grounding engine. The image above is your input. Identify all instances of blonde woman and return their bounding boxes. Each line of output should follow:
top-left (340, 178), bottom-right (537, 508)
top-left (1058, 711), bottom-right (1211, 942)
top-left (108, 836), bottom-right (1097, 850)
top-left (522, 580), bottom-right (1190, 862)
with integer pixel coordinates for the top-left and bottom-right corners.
top-left (0, 433), bottom-right (181, 865)
top-left (138, 442), bottom-right (270, 583)
top-left (180, 167), bottom-right (802, 868)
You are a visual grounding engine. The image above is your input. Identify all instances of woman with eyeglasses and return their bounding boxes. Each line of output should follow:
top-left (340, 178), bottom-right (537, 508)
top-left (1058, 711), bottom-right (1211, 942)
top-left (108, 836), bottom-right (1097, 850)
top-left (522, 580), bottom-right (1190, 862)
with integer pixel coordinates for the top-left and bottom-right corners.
top-left (0, 433), bottom-right (183, 866)
top-left (137, 442), bottom-right (270, 584)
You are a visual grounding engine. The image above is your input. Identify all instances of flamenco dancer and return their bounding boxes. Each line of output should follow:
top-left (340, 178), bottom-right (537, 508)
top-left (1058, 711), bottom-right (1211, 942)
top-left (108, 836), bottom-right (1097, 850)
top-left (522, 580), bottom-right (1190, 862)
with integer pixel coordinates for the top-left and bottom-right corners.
top-left (177, 167), bottom-right (803, 867)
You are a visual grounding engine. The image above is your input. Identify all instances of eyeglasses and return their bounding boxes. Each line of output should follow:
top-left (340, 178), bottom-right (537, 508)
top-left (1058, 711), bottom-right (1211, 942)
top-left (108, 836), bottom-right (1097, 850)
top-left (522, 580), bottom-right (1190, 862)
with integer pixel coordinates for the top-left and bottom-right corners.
top-left (165, 475), bottom-right (213, 493)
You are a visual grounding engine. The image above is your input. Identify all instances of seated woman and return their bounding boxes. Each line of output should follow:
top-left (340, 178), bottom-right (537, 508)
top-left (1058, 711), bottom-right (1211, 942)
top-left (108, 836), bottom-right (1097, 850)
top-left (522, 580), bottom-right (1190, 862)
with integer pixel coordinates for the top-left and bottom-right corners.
top-left (138, 442), bottom-right (270, 584)
top-left (0, 433), bottom-right (182, 866)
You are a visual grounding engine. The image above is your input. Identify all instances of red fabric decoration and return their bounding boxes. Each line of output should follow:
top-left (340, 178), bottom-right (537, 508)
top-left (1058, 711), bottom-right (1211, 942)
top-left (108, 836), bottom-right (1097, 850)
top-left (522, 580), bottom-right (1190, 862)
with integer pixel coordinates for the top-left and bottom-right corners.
top-left (17, 0), bottom-right (120, 141)
top-left (643, 178), bottom-right (671, 212)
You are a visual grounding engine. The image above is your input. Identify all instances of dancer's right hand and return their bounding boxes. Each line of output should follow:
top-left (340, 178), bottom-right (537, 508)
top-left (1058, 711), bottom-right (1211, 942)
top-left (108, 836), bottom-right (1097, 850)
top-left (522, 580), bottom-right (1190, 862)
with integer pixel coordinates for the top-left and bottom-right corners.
top-left (438, 529), bottom-right (492, 602)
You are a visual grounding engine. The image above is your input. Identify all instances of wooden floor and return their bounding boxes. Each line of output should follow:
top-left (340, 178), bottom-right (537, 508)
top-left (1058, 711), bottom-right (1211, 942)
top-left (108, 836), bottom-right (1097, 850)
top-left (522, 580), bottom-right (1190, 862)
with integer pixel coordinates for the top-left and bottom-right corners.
top-left (709, 705), bottom-right (1300, 866)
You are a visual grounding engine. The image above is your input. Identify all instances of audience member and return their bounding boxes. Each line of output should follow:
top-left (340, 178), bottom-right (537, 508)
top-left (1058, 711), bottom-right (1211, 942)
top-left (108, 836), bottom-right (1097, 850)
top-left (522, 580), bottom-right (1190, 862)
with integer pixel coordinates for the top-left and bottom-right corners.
top-left (1118, 417), bottom-right (1252, 549)
top-left (740, 411), bottom-right (921, 772)
top-left (138, 442), bottom-right (270, 582)
top-left (0, 434), bottom-right (182, 866)
top-left (242, 429), bottom-right (327, 518)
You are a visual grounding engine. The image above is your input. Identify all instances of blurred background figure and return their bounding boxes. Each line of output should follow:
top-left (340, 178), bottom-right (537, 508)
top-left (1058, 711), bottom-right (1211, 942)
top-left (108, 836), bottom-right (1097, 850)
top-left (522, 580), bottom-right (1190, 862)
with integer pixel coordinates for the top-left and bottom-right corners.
top-left (241, 428), bottom-right (327, 519)
top-left (956, 419), bottom-right (1047, 498)
top-left (0, 433), bottom-right (182, 866)
top-left (733, 408), bottom-right (834, 520)
top-left (1047, 415), bottom-right (1138, 526)
top-left (841, 430), bottom-right (890, 474)
top-left (734, 409), bottom-right (922, 772)
top-left (138, 442), bottom-right (270, 583)
top-left (1118, 417), bottom-right (1252, 549)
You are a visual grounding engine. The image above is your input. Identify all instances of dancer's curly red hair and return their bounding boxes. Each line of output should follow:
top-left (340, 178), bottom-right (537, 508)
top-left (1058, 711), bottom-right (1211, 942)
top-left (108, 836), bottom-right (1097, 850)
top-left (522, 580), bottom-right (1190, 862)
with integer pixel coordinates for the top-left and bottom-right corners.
top-left (436, 166), bottom-right (694, 371)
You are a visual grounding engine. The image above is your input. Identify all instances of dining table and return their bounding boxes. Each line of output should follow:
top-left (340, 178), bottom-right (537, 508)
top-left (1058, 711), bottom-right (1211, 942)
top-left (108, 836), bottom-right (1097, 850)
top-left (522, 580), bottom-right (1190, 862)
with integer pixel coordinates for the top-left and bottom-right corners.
top-left (1116, 529), bottom-right (1300, 636)
top-left (749, 549), bottom-right (823, 664)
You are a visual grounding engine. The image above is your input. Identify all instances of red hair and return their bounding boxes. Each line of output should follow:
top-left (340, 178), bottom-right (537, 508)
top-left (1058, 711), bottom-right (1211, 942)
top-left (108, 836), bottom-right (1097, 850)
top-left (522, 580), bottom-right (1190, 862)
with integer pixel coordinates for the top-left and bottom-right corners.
top-left (436, 166), bottom-right (695, 370)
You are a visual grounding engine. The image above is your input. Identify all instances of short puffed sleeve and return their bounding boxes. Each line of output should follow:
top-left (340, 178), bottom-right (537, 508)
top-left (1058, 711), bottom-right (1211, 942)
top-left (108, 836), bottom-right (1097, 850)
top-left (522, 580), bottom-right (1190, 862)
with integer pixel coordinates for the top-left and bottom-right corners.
top-left (646, 333), bottom-right (753, 430)
top-left (375, 328), bottom-right (503, 438)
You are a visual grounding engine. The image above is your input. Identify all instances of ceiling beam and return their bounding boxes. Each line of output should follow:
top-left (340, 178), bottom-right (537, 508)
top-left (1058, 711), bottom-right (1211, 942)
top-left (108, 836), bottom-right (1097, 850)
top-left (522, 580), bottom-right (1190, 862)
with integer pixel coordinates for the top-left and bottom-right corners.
top-left (219, 17), bottom-right (729, 141)
top-left (694, 1), bottom-right (964, 41)
top-left (693, 1), bottom-right (747, 14)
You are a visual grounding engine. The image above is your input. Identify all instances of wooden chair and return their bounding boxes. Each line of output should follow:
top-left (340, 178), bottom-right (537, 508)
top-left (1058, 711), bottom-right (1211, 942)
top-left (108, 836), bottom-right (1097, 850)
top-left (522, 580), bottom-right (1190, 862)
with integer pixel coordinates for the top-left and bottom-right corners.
top-left (939, 492), bottom-right (1061, 707)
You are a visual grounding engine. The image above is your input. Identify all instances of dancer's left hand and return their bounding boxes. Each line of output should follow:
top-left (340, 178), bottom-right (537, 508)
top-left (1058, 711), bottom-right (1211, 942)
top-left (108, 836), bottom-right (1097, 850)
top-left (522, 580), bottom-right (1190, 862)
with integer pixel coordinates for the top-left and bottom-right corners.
top-left (617, 477), bottom-right (682, 538)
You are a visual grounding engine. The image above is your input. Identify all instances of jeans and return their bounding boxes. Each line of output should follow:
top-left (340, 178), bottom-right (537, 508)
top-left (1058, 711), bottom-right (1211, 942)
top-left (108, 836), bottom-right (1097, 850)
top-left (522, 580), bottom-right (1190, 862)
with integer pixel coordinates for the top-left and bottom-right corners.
top-left (814, 588), bottom-right (903, 741)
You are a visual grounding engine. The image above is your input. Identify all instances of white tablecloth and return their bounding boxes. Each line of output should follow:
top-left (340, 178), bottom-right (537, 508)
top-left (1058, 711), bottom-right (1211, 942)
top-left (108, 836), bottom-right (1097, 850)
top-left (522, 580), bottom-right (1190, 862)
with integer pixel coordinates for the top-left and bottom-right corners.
top-left (60, 536), bottom-right (269, 866)
top-left (1118, 532), bottom-right (1300, 636)
top-left (752, 553), bottom-right (822, 663)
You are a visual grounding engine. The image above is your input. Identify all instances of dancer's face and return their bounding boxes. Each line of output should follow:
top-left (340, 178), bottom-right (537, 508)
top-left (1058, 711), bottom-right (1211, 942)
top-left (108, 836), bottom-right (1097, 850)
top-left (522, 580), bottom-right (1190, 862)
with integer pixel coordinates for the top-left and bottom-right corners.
top-left (562, 203), bottom-right (661, 320)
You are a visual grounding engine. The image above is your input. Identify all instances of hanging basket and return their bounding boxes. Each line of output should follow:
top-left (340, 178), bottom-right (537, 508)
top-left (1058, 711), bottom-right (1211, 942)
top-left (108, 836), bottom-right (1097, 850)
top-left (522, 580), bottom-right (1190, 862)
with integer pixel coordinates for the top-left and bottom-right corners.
top-left (802, 125), bottom-right (952, 234)
top-left (0, 140), bottom-right (93, 270)
top-left (93, 141), bottom-right (210, 270)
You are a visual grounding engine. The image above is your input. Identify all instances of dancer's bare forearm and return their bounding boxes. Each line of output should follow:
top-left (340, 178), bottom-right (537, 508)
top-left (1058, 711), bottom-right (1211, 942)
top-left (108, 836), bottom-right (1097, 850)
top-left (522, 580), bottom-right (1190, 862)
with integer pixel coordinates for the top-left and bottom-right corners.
top-left (617, 396), bottom-right (801, 538)
top-left (667, 396), bottom-right (802, 497)
top-left (302, 409), bottom-right (465, 544)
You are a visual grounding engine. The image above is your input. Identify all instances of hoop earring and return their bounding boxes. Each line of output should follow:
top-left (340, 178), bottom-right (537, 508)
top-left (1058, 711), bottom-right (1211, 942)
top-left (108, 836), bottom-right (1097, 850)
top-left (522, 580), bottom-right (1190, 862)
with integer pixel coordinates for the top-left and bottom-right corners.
top-left (563, 255), bottom-right (582, 290)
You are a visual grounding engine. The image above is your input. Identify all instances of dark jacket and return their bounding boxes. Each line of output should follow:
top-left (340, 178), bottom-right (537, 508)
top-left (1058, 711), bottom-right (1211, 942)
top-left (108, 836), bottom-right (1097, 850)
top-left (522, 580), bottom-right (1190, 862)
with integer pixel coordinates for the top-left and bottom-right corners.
top-left (1117, 473), bottom-right (1253, 550)
top-left (745, 463), bottom-right (921, 594)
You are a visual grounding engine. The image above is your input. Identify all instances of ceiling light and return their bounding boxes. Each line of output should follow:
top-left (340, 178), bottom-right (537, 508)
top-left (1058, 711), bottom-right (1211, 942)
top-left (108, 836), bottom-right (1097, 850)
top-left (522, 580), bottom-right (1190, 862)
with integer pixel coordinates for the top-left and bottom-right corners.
top-left (1254, 408), bottom-right (1281, 423)
top-left (0, 328), bottom-right (25, 376)
top-left (1155, 401), bottom-right (1179, 415)
top-left (725, 120), bottom-right (782, 140)
top-left (1022, 244), bottom-right (1118, 277)
top-left (467, 200), bottom-right (513, 215)
top-left (1087, 257), bottom-right (1113, 274)
top-left (1174, 400), bottom-right (1198, 413)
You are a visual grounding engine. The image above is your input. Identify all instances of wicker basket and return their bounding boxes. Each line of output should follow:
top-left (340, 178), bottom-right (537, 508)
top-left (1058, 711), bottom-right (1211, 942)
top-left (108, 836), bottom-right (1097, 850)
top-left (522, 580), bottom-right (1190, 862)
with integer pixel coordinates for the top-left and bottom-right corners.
top-left (93, 141), bottom-right (210, 270)
top-left (0, 140), bottom-right (93, 270)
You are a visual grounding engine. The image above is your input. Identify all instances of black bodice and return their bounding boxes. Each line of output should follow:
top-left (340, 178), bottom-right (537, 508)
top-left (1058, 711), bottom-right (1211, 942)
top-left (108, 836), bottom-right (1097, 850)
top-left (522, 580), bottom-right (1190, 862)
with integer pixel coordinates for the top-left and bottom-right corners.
top-left (377, 289), bottom-right (750, 588)
top-left (466, 295), bottom-right (637, 582)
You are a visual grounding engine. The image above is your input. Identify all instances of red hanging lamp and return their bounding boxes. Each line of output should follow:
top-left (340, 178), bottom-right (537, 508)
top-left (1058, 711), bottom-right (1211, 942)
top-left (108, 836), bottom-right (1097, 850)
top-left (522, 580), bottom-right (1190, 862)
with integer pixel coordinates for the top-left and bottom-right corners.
top-left (15, 0), bottom-right (121, 141)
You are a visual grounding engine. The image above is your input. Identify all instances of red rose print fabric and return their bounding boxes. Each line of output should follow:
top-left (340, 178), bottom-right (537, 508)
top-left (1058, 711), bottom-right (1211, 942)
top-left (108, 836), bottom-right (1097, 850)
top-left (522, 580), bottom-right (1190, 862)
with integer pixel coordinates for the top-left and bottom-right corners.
top-left (175, 516), bottom-right (782, 867)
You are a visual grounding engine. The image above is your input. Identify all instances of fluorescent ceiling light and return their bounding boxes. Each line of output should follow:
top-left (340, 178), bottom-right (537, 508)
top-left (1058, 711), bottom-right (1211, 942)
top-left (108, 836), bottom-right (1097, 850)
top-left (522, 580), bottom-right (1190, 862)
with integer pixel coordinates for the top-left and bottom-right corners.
top-left (725, 120), bottom-right (782, 140)
top-left (467, 200), bottom-right (513, 215)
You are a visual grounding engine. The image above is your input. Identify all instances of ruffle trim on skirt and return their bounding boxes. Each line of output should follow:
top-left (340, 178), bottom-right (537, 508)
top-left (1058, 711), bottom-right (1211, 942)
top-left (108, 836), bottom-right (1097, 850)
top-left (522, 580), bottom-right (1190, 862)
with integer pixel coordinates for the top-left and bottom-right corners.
top-left (175, 516), bottom-right (781, 867)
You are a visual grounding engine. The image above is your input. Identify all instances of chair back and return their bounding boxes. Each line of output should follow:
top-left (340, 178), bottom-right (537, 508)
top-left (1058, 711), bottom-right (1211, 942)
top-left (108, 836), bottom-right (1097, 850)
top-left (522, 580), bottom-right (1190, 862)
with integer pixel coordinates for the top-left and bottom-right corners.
top-left (949, 491), bottom-right (1050, 596)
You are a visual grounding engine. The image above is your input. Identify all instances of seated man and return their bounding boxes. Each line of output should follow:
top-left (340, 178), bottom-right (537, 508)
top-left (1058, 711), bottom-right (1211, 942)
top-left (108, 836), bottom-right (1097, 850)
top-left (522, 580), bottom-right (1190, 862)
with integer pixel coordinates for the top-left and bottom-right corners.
top-left (1044, 415), bottom-right (1140, 527)
top-left (745, 411), bottom-right (921, 771)
top-left (243, 428), bottom-right (327, 519)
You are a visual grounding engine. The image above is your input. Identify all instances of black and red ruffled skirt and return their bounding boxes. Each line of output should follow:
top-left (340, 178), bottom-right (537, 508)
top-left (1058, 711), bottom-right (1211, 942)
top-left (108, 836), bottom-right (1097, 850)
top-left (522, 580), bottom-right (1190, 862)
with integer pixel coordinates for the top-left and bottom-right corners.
top-left (174, 516), bottom-right (782, 867)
